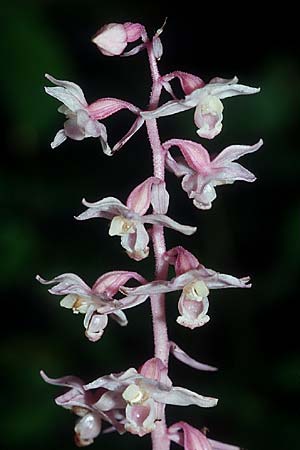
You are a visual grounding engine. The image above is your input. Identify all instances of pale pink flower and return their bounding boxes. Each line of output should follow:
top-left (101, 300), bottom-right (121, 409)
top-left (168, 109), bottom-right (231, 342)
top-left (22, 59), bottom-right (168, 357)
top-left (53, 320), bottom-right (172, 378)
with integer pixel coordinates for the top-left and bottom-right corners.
top-left (168, 421), bottom-right (240, 450)
top-left (142, 74), bottom-right (260, 139)
top-left (40, 371), bottom-right (125, 446)
top-left (163, 138), bottom-right (263, 210)
top-left (84, 358), bottom-right (218, 437)
top-left (75, 177), bottom-right (196, 261)
top-left (36, 271), bottom-right (147, 341)
top-left (122, 246), bottom-right (251, 329)
top-left (45, 74), bottom-right (143, 154)
top-left (92, 22), bottom-right (146, 57)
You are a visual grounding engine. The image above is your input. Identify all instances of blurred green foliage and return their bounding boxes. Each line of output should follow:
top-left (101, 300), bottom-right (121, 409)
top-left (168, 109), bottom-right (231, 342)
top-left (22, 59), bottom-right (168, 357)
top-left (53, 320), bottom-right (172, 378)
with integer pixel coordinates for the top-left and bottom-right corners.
top-left (1, 2), bottom-right (299, 450)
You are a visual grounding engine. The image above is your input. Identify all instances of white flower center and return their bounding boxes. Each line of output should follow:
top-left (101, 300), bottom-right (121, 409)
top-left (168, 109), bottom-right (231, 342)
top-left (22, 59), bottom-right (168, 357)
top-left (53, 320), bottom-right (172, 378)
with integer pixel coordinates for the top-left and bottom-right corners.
top-left (199, 95), bottom-right (223, 116)
top-left (109, 215), bottom-right (135, 236)
top-left (122, 384), bottom-right (147, 405)
top-left (183, 280), bottom-right (209, 301)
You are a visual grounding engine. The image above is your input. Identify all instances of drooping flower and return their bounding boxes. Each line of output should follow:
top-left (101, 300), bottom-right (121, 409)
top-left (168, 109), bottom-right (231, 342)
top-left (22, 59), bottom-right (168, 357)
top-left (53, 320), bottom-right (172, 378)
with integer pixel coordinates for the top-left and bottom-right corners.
top-left (92, 22), bottom-right (147, 57)
top-left (84, 358), bottom-right (218, 437)
top-left (142, 74), bottom-right (260, 139)
top-left (40, 371), bottom-right (125, 446)
top-left (75, 177), bottom-right (196, 261)
top-left (36, 271), bottom-right (148, 341)
top-left (122, 246), bottom-right (251, 329)
top-left (45, 74), bottom-right (143, 154)
top-left (168, 421), bottom-right (240, 450)
top-left (163, 138), bottom-right (263, 209)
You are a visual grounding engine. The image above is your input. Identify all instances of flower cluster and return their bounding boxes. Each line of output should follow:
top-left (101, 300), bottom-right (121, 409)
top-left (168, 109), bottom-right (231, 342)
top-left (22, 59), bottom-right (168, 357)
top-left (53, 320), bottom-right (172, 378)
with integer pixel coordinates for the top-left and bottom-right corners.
top-left (39, 20), bottom-right (261, 450)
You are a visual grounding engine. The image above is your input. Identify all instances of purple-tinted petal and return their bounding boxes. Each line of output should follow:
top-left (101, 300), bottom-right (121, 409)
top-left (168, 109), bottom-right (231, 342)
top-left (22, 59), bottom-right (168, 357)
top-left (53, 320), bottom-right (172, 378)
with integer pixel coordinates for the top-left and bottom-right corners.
top-left (151, 181), bottom-right (170, 214)
top-left (166, 153), bottom-right (193, 177)
top-left (126, 177), bottom-right (160, 215)
top-left (88, 98), bottom-right (140, 120)
top-left (75, 197), bottom-right (128, 221)
top-left (45, 74), bottom-right (87, 111)
top-left (212, 140), bottom-right (263, 165)
top-left (169, 341), bottom-right (218, 371)
top-left (36, 273), bottom-right (91, 297)
top-left (51, 129), bottom-right (67, 149)
top-left (141, 98), bottom-right (192, 120)
top-left (153, 386), bottom-right (218, 408)
top-left (112, 116), bottom-right (145, 154)
top-left (164, 246), bottom-right (200, 276)
top-left (139, 357), bottom-right (170, 384)
top-left (152, 35), bottom-right (163, 60)
top-left (40, 370), bottom-right (84, 390)
top-left (163, 139), bottom-right (211, 172)
top-left (92, 271), bottom-right (146, 297)
top-left (168, 422), bottom-right (213, 450)
top-left (161, 71), bottom-right (205, 95)
top-left (110, 310), bottom-right (128, 326)
top-left (209, 439), bottom-right (241, 450)
top-left (95, 391), bottom-right (126, 411)
top-left (84, 368), bottom-right (139, 391)
top-left (214, 162), bottom-right (256, 183)
top-left (144, 214), bottom-right (196, 235)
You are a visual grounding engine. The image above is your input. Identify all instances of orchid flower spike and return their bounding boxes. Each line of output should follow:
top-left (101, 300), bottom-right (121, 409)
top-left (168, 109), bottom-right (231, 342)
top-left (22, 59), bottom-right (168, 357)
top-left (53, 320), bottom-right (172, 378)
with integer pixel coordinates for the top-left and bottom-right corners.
top-left (163, 138), bottom-right (263, 210)
top-left (36, 271), bottom-right (147, 341)
top-left (92, 22), bottom-right (147, 57)
top-left (122, 246), bottom-right (251, 329)
top-left (142, 74), bottom-right (260, 139)
top-left (76, 177), bottom-right (196, 261)
top-left (84, 358), bottom-right (218, 437)
top-left (40, 371), bottom-right (126, 446)
top-left (45, 74), bottom-right (143, 154)
top-left (168, 421), bottom-right (241, 450)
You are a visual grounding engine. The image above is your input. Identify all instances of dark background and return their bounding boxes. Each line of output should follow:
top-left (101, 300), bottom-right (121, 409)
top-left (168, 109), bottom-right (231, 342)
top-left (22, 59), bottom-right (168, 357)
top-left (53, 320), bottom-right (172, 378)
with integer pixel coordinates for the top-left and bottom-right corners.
top-left (1, 1), bottom-right (299, 449)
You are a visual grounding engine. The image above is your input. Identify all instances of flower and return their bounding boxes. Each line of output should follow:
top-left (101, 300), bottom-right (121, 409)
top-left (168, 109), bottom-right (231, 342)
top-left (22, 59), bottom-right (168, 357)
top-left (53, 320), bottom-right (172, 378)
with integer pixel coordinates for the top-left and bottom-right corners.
top-left (92, 22), bottom-right (146, 57)
top-left (163, 138), bottom-right (263, 210)
top-left (75, 177), bottom-right (196, 261)
top-left (141, 74), bottom-right (260, 139)
top-left (168, 421), bottom-right (240, 450)
top-left (45, 74), bottom-right (143, 154)
top-left (40, 371), bottom-right (125, 446)
top-left (36, 271), bottom-right (148, 341)
top-left (122, 246), bottom-right (251, 329)
top-left (84, 358), bottom-right (218, 437)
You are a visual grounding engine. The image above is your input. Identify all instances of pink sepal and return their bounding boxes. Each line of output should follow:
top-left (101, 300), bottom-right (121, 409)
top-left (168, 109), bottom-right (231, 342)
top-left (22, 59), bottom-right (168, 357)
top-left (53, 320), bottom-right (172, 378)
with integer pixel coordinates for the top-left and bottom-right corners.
top-left (169, 341), bottom-right (218, 372)
top-left (111, 116), bottom-right (145, 155)
top-left (169, 422), bottom-right (241, 450)
top-left (139, 357), bottom-right (171, 386)
top-left (92, 271), bottom-right (146, 297)
top-left (164, 246), bottom-right (200, 276)
top-left (163, 139), bottom-right (211, 173)
top-left (161, 71), bottom-right (205, 95)
top-left (151, 180), bottom-right (169, 214)
top-left (123, 22), bottom-right (145, 42)
top-left (88, 98), bottom-right (140, 120)
top-left (126, 177), bottom-right (161, 215)
top-left (169, 422), bottom-right (212, 449)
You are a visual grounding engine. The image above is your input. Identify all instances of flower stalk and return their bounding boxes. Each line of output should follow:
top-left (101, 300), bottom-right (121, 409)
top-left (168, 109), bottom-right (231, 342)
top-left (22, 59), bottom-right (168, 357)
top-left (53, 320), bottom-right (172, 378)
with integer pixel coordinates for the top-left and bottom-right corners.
top-left (39, 19), bottom-right (262, 450)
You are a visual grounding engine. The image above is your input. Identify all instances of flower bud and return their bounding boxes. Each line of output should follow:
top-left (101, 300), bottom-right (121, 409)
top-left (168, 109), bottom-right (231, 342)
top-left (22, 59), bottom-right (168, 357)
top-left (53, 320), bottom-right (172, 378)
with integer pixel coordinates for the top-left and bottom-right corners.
top-left (92, 22), bottom-right (144, 56)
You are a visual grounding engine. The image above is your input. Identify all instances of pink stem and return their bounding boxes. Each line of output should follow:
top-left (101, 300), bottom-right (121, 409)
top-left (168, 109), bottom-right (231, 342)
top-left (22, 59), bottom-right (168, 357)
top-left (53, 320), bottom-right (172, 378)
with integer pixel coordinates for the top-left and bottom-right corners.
top-left (146, 41), bottom-right (171, 450)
